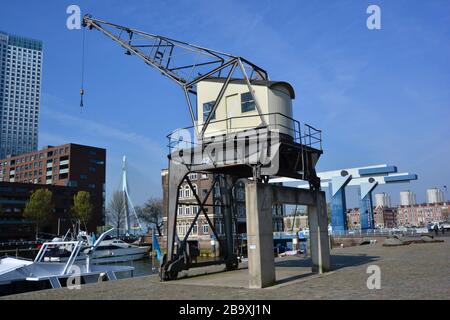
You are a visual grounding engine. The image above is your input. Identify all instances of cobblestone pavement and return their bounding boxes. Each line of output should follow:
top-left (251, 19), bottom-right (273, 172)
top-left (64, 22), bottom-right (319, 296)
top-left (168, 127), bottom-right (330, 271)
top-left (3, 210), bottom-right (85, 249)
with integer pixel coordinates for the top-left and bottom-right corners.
top-left (3, 238), bottom-right (450, 300)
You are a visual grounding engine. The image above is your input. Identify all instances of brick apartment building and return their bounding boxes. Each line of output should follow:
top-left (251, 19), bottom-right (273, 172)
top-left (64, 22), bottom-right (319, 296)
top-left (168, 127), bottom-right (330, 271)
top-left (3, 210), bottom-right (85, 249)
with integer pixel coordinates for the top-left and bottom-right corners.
top-left (283, 215), bottom-right (309, 232)
top-left (0, 143), bottom-right (106, 239)
top-left (346, 207), bottom-right (397, 229)
top-left (161, 170), bottom-right (284, 251)
top-left (396, 203), bottom-right (448, 227)
top-left (347, 208), bottom-right (361, 230)
top-left (344, 202), bottom-right (449, 230)
top-left (373, 206), bottom-right (397, 228)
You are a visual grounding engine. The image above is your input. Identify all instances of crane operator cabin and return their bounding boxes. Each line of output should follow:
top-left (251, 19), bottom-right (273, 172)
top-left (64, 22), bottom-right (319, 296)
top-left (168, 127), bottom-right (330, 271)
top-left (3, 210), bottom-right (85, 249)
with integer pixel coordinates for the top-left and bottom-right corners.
top-left (197, 79), bottom-right (296, 139)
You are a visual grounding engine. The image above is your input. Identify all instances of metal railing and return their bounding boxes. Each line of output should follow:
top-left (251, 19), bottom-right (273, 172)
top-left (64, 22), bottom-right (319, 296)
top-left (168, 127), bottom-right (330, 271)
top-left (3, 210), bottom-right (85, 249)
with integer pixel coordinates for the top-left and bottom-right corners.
top-left (33, 240), bottom-right (83, 276)
top-left (330, 228), bottom-right (431, 237)
top-left (167, 112), bottom-right (322, 153)
top-left (302, 124), bottom-right (322, 150)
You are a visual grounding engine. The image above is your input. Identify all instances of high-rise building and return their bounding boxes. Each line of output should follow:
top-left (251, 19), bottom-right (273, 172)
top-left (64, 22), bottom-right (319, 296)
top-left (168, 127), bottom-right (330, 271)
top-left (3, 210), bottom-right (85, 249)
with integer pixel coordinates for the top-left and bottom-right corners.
top-left (400, 191), bottom-right (416, 206)
top-left (0, 31), bottom-right (43, 158)
top-left (375, 192), bottom-right (391, 208)
top-left (426, 188), bottom-right (444, 204)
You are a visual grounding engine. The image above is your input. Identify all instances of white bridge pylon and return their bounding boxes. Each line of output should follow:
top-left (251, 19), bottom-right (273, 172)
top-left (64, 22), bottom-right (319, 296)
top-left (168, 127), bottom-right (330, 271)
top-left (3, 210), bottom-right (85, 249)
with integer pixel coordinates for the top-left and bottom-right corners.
top-left (121, 155), bottom-right (142, 233)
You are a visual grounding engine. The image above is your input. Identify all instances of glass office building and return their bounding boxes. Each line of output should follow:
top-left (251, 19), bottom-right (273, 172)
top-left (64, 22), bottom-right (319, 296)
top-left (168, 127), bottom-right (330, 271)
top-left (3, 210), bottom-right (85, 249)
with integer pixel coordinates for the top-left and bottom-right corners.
top-left (0, 31), bottom-right (43, 159)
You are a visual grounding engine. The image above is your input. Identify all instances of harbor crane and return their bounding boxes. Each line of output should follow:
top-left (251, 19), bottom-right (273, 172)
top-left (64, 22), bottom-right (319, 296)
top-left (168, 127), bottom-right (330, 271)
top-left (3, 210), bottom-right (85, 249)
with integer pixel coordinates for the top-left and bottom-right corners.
top-left (82, 15), bottom-right (268, 139)
top-left (82, 15), bottom-right (329, 284)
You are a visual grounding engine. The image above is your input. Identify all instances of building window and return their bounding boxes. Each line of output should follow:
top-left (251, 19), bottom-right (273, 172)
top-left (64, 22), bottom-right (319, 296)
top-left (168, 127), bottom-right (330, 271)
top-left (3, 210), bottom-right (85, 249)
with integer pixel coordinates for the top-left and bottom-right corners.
top-left (215, 218), bottom-right (223, 235)
top-left (202, 224), bottom-right (209, 234)
top-left (188, 173), bottom-right (197, 180)
top-left (178, 205), bottom-right (183, 215)
top-left (241, 92), bottom-right (256, 113)
top-left (184, 185), bottom-right (191, 198)
top-left (178, 187), bottom-right (184, 199)
top-left (192, 222), bottom-right (198, 235)
top-left (214, 182), bottom-right (221, 197)
top-left (214, 200), bottom-right (222, 215)
top-left (191, 184), bottom-right (197, 197)
top-left (203, 101), bottom-right (216, 122)
top-left (236, 183), bottom-right (245, 200)
top-left (177, 224), bottom-right (184, 237)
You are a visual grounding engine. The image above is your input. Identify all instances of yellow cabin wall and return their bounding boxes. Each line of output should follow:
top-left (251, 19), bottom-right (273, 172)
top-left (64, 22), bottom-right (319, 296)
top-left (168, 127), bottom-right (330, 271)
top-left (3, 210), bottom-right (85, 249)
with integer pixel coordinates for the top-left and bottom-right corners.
top-left (197, 81), bottom-right (294, 138)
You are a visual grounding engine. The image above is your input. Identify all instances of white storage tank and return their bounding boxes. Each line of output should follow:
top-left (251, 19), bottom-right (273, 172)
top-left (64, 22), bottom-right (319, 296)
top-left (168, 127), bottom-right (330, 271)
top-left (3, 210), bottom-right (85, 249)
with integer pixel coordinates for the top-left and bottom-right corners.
top-left (196, 78), bottom-right (296, 139)
top-left (375, 192), bottom-right (391, 207)
top-left (400, 191), bottom-right (416, 206)
top-left (427, 188), bottom-right (443, 204)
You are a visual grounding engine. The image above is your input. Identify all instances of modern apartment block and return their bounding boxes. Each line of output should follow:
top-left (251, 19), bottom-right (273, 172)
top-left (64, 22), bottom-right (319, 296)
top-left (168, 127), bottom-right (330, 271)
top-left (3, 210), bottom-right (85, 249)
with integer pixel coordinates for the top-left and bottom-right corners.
top-left (0, 143), bottom-right (106, 235)
top-left (0, 31), bottom-right (43, 158)
top-left (161, 170), bottom-right (284, 251)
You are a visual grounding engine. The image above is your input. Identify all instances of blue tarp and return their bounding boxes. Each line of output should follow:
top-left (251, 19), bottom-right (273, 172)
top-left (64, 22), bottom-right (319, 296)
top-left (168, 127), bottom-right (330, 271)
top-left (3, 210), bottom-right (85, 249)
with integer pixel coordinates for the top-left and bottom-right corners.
top-left (152, 230), bottom-right (162, 261)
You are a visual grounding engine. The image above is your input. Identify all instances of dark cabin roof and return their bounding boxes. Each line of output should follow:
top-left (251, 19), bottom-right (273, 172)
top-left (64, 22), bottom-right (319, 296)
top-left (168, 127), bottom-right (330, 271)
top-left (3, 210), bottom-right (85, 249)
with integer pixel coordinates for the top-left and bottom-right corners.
top-left (201, 78), bottom-right (296, 99)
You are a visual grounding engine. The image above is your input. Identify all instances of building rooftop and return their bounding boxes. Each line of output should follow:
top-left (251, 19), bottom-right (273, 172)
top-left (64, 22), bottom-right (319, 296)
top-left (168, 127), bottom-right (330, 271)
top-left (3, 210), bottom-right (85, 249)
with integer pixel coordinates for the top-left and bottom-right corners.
top-left (0, 31), bottom-right (43, 50)
top-left (201, 77), bottom-right (296, 99)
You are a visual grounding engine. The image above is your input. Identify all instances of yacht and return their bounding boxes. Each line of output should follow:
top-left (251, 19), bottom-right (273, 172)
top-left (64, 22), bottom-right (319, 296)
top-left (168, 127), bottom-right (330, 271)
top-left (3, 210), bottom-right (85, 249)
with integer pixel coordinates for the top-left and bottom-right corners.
top-left (45, 234), bottom-right (150, 264)
top-left (0, 229), bottom-right (135, 296)
top-left (78, 238), bottom-right (149, 263)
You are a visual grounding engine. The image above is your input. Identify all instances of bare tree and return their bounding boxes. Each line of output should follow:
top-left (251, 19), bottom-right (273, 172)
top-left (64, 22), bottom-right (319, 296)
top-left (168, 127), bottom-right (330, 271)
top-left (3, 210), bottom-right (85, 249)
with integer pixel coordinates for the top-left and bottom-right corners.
top-left (106, 191), bottom-right (126, 237)
top-left (137, 197), bottom-right (164, 235)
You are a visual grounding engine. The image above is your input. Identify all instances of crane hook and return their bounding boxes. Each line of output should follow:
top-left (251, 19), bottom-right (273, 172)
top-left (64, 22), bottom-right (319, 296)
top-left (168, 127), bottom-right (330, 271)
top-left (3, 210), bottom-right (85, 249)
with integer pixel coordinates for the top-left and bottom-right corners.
top-left (80, 88), bottom-right (84, 108)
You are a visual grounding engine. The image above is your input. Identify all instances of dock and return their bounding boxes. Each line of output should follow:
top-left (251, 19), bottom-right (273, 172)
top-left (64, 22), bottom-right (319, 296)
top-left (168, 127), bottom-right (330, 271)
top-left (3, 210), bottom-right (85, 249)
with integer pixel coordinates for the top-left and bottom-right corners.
top-left (2, 237), bottom-right (449, 300)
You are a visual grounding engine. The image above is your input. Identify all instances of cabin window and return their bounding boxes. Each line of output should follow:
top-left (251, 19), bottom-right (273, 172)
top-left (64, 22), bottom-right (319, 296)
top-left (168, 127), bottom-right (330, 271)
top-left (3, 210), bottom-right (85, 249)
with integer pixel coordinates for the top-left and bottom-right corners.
top-left (203, 101), bottom-right (216, 122)
top-left (241, 92), bottom-right (255, 113)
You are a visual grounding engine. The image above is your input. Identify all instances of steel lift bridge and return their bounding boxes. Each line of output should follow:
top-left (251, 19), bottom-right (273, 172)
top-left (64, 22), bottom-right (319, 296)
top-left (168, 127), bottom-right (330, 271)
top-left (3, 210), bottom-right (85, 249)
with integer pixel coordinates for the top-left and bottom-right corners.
top-left (83, 15), bottom-right (330, 286)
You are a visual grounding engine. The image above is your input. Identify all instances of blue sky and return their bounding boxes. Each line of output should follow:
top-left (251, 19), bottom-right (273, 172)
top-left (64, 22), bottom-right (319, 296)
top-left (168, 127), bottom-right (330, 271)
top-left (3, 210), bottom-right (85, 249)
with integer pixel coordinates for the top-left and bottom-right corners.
top-left (1, 0), bottom-right (449, 207)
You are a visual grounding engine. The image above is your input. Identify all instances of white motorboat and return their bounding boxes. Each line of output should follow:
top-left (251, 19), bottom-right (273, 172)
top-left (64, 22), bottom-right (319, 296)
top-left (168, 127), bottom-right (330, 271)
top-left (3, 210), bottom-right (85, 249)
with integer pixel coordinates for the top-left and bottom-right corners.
top-left (44, 230), bottom-right (150, 263)
top-left (0, 229), bottom-right (134, 296)
top-left (44, 238), bottom-right (149, 263)
top-left (0, 257), bottom-right (34, 282)
top-left (87, 238), bottom-right (149, 263)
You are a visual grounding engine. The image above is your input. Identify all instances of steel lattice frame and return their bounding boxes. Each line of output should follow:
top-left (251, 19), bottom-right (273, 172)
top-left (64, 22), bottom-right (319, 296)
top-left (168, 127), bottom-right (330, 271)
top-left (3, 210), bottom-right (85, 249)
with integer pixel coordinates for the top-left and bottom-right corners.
top-left (83, 15), bottom-right (268, 139)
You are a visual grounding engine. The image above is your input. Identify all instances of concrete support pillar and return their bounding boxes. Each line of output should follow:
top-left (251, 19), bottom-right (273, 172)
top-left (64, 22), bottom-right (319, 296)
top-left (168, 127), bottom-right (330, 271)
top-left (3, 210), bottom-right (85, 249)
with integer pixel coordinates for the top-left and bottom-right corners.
top-left (308, 191), bottom-right (331, 273)
top-left (245, 182), bottom-right (275, 288)
top-left (245, 182), bottom-right (331, 288)
top-left (166, 161), bottom-right (189, 260)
